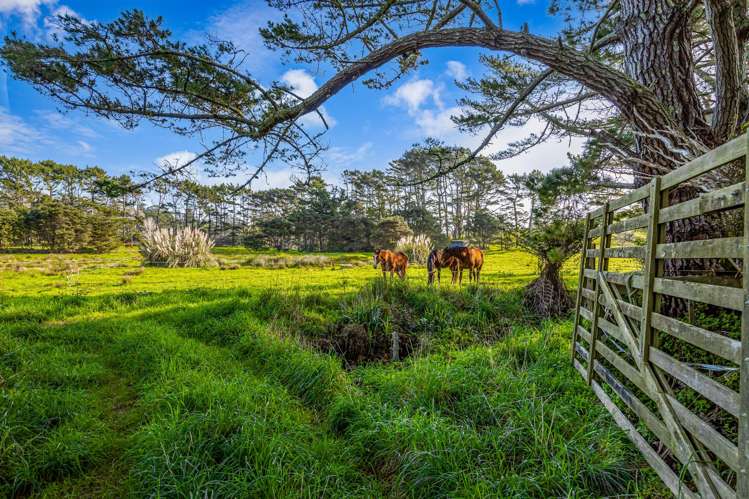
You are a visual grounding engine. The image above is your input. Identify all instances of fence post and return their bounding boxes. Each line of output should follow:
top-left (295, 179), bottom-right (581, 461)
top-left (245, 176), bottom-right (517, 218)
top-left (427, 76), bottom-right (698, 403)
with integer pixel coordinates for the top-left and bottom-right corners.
top-left (587, 202), bottom-right (609, 385)
top-left (639, 177), bottom-right (660, 365)
top-left (571, 213), bottom-right (592, 363)
top-left (738, 131), bottom-right (749, 498)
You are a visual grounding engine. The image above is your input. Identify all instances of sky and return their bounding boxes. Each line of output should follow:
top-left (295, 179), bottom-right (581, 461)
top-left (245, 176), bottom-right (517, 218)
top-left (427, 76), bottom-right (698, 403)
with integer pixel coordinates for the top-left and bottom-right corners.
top-left (0, 0), bottom-right (584, 190)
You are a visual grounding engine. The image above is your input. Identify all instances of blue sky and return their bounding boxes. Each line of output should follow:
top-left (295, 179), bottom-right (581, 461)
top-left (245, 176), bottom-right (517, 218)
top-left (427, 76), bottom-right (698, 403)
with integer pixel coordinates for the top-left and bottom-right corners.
top-left (0, 0), bottom-right (582, 189)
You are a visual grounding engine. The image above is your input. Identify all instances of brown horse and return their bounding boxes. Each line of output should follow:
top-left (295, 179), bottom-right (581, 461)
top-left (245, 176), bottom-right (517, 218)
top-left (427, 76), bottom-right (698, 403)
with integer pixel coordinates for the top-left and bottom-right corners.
top-left (373, 249), bottom-right (408, 280)
top-left (426, 249), bottom-right (455, 285)
top-left (466, 247), bottom-right (484, 283)
top-left (439, 246), bottom-right (484, 285)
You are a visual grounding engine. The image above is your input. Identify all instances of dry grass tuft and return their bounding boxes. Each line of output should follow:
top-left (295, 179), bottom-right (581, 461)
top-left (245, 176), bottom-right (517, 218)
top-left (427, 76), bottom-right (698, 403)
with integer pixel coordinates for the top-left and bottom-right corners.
top-left (139, 219), bottom-right (215, 268)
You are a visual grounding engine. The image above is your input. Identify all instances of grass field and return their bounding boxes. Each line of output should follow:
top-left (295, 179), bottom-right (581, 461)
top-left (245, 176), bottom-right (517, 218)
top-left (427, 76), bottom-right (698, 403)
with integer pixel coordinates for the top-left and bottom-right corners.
top-left (0, 246), bottom-right (663, 497)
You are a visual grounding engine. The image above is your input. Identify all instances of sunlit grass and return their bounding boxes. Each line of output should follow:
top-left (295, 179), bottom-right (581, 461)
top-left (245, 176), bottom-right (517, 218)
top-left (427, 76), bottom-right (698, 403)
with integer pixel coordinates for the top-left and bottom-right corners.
top-left (0, 246), bottom-right (662, 497)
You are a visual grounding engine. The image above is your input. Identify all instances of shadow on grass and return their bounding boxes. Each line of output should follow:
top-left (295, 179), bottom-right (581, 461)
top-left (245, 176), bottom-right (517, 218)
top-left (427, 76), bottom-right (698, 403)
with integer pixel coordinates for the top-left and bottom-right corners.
top-left (0, 282), bottom-right (661, 497)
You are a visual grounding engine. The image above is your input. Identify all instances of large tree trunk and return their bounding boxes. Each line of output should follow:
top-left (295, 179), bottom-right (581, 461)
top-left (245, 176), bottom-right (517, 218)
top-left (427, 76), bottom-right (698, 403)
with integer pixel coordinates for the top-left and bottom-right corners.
top-left (620, 0), bottom-right (710, 171)
top-left (620, 0), bottom-right (732, 316)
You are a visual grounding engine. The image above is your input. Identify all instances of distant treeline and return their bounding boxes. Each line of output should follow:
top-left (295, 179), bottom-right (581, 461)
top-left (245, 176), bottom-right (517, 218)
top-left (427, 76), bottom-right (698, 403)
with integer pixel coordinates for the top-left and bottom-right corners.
top-left (0, 157), bottom-right (138, 252)
top-left (146, 143), bottom-right (540, 252)
top-left (0, 143), bottom-right (540, 253)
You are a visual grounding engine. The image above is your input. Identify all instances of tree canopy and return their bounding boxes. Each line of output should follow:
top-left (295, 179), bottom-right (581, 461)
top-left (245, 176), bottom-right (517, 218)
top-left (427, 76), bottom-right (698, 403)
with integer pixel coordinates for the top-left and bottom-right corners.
top-left (3, 1), bottom-right (746, 189)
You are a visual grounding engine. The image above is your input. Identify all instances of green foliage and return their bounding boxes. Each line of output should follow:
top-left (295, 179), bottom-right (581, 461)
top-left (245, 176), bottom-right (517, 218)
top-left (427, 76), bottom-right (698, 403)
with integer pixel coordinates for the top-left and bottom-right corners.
top-left (0, 208), bottom-right (19, 248)
top-left (0, 156), bottom-right (130, 252)
top-left (370, 215), bottom-right (412, 249)
top-left (466, 208), bottom-right (505, 247)
top-left (520, 218), bottom-right (585, 267)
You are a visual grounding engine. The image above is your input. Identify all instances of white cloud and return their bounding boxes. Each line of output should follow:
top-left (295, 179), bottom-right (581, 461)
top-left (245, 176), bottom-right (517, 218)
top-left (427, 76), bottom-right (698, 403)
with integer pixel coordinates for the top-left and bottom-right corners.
top-left (517, 0), bottom-right (535, 4)
top-left (281, 69), bottom-right (336, 129)
top-left (156, 150), bottom-right (199, 177)
top-left (383, 79), bottom-right (442, 113)
top-left (413, 106), bottom-right (462, 138)
top-left (446, 61), bottom-right (468, 81)
top-left (282, 69), bottom-right (318, 98)
top-left (76, 140), bottom-right (92, 153)
top-left (0, 0), bottom-right (54, 27)
top-left (0, 107), bottom-right (48, 154)
top-left (43, 5), bottom-right (86, 40)
top-left (325, 142), bottom-right (373, 166)
top-left (34, 110), bottom-right (98, 138)
top-left (194, 2), bottom-right (281, 76)
top-left (0, 107), bottom-right (98, 158)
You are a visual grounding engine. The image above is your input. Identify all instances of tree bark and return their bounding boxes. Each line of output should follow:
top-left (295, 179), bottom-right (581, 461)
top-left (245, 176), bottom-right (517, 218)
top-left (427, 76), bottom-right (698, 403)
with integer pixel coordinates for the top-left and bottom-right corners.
top-left (620, 0), bottom-right (709, 172)
top-left (619, 0), bottom-right (742, 317)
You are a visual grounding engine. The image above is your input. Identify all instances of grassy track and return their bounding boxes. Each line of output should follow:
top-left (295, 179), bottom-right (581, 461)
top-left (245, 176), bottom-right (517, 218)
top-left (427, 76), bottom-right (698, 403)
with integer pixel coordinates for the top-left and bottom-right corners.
top-left (0, 247), bottom-right (662, 497)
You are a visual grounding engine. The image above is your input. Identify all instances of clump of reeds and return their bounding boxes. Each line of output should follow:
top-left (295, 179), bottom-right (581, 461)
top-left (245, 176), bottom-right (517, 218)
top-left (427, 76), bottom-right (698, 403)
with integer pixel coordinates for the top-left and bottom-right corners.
top-left (138, 219), bottom-right (215, 268)
top-left (396, 234), bottom-right (432, 265)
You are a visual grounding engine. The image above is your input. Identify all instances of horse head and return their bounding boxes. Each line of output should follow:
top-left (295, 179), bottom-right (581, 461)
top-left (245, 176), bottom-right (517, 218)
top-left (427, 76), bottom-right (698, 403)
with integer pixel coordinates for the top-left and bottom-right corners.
top-left (373, 249), bottom-right (383, 269)
top-left (427, 249), bottom-right (442, 285)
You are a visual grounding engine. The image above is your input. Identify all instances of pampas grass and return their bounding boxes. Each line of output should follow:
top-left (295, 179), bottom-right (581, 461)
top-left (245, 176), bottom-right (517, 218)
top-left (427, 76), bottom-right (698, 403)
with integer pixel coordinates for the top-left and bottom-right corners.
top-left (396, 234), bottom-right (432, 265)
top-left (139, 219), bottom-right (215, 268)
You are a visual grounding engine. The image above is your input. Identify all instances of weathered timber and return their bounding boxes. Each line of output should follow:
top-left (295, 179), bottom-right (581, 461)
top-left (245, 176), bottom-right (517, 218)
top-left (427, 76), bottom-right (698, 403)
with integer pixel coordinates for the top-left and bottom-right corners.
top-left (572, 213), bottom-right (592, 363)
top-left (651, 313), bottom-right (741, 364)
top-left (655, 237), bottom-right (742, 259)
top-left (658, 181), bottom-right (743, 224)
top-left (649, 347), bottom-right (740, 417)
top-left (653, 278), bottom-right (743, 311)
top-left (589, 213), bottom-right (649, 238)
top-left (661, 134), bottom-right (746, 190)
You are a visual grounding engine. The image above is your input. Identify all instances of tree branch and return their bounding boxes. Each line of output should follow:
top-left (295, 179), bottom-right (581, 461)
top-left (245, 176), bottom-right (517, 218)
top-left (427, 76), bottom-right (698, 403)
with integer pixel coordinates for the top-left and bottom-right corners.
top-left (257, 27), bottom-right (677, 142)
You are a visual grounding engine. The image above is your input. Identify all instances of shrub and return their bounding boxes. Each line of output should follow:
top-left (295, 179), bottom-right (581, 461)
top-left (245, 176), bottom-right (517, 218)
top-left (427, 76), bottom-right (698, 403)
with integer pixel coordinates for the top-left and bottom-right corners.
top-left (520, 218), bottom-right (584, 317)
top-left (396, 234), bottom-right (432, 265)
top-left (138, 219), bottom-right (215, 268)
top-left (370, 216), bottom-right (412, 249)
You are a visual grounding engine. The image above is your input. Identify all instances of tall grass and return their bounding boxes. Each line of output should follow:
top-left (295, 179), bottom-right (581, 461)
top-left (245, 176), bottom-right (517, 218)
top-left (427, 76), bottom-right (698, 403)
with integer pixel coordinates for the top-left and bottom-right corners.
top-left (138, 219), bottom-right (215, 267)
top-left (0, 248), bottom-right (664, 497)
top-left (397, 234), bottom-right (432, 265)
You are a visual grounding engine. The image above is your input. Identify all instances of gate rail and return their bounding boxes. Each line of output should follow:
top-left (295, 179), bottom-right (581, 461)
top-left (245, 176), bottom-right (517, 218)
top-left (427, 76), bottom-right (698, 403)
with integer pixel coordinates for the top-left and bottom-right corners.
top-left (571, 132), bottom-right (749, 498)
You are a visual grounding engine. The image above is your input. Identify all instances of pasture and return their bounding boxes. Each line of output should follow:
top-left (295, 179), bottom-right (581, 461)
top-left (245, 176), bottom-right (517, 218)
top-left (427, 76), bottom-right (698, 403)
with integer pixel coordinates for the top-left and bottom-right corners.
top-left (0, 247), bottom-right (662, 497)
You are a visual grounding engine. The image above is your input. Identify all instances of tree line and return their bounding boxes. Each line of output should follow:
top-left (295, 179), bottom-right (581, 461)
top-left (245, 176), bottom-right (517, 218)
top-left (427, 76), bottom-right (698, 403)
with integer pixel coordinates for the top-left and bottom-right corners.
top-left (0, 142), bottom-right (545, 253)
top-left (0, 156), bottom-right (138, 252)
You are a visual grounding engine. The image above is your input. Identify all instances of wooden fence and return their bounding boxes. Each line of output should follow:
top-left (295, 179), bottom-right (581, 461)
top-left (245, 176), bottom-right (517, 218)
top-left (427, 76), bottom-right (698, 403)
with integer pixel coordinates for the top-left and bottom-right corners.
top-left (571, 133), bottom-right (749, 498)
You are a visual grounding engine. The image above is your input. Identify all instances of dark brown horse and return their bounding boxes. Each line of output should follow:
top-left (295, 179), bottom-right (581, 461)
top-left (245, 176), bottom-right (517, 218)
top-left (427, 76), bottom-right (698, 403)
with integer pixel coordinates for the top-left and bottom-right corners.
top-left (428, 246), bottom-right (484, 285)
top-left (373, 249), bottom-right (408, 280)
top-left (426, 249), bottom-right (447, 285)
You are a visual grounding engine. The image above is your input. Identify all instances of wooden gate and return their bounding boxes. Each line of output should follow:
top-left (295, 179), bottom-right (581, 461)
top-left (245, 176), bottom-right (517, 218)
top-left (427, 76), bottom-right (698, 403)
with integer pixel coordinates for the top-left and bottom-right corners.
top-left (571, 133), bottom-right (749, 498)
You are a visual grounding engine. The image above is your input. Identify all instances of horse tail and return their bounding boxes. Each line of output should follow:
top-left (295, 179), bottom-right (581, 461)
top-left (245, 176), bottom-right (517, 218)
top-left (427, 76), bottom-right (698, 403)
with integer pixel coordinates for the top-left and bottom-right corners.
top-left (427, 250), bottom-right (435, 274)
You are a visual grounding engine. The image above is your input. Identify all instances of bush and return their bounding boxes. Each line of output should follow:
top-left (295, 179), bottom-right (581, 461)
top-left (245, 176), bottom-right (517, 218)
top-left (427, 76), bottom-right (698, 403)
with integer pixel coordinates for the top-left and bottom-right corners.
top-left (520, 219), bottom-right (584, 317)
top-left (88, 209), bottom-right (122, 253)
top-left (138, 219), bottom-right (215, 267)
top-left (370, 216), bottom-right (412, 249)
top-left (396, 234), bottom-right (432, 265)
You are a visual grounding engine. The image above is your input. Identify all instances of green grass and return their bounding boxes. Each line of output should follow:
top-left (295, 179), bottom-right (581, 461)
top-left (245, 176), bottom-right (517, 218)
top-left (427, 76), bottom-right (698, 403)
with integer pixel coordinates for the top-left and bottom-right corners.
top-left (0, 246), bottom-right (661, 497)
